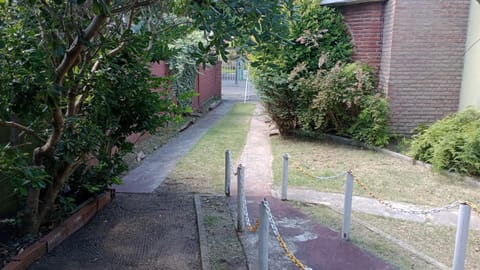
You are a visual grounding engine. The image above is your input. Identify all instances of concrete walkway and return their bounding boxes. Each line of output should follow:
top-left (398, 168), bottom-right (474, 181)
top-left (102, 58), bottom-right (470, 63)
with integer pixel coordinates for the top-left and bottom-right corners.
top-left (116, 101), bottom-right (234, 193)
top-left (229, 104), bottom-right (396, 270)
top-left (273, 187), bottom-right (480, 230)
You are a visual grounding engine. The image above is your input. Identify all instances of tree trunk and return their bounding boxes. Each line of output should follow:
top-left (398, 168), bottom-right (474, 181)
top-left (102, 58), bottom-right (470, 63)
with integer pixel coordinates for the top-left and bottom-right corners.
top-left (23, 12), bottom-right (108, 235)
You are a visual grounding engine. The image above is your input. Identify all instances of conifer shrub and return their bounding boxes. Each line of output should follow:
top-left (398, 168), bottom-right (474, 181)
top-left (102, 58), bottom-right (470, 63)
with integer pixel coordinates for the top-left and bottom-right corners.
top-left (410, 109), bottom-right (480, 176)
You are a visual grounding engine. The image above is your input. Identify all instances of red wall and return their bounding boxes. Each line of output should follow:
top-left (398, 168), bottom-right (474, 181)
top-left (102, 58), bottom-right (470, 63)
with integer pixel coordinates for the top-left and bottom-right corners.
top-left (151, 61), bottom-right (169, 77)
top-left (340, 2), bottom-right (385, 73)
top-left (336, 0), bottom-right (470, 135)
top-left (126, 61), bottom-right (221, 144)
top-left (192, 62), bottom-right (222, 110)
top-left (380, 0), bottom-right (469, 135)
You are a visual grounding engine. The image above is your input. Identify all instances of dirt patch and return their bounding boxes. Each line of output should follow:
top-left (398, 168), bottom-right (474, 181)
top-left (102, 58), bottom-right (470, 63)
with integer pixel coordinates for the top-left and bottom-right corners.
top-left (200, 195), bottom-right (248, 270)
top-left (123, 117), bottom-right (194, 171)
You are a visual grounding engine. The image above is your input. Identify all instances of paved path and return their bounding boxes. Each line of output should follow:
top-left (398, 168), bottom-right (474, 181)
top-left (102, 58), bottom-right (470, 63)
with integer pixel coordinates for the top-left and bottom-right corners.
top-left (272, 188), bottom-right (480, 230)
top-left (116, 101), bottom-right (234, 193)
top-left (229, 104), bottom-right (396, 270)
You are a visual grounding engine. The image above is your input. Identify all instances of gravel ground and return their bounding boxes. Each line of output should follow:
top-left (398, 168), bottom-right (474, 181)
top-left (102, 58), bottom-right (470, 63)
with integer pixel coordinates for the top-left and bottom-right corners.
top-left (30, 179), bottom-right (201, 270)
top-left (200, 195), bottom-right (248, 270)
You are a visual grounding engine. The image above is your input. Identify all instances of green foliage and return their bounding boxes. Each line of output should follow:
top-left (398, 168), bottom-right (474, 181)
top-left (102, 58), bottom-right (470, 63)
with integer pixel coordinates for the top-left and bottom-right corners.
top-left (255, 70), bottom-right (298, 134)
top-left (251, 1), bottom-right (390, 146)
top-left (0, 0), bottom-right (293, 233)
top-left (250, 0), bottom-right (352, 74)
top-left (169, 31), bottom-right (206, 109)
top-left (0, 145), bottom-right (50, 197)
top-left (289, 0), bottom-right (352, 70)
top-left (410, 109), bottom-right (480, 176)
top-left (349, 96), bottom-right (390, 147)
top-left (296, 62), bottom-right (384, 140)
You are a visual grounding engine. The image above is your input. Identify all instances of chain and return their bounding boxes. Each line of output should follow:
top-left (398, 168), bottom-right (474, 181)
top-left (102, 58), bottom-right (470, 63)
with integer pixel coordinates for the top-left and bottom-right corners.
top-left (264, 201), bottom-right (312, 270)
top-left (352, 175), bottom-right (460, 215)
top-left (291, 160), bottom-right (345, 181)
top-left (241, 192), bottom-right (260, 232)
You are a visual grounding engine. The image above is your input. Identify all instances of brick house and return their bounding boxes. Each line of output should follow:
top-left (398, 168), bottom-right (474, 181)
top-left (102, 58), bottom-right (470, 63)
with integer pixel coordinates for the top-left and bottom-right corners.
top-left (322, 0), bottom-right (478, 135)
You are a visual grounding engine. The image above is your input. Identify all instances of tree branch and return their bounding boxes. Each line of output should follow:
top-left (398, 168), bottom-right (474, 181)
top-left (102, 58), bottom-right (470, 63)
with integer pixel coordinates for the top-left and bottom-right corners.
top-left (33, 108), bottom-right (65, 165)
top-left (55, 13), bottom-right (109, 83)
top-left (0, 120), bottom-right (46, 143)
top-left (111, 0), bottom-right (154, 14)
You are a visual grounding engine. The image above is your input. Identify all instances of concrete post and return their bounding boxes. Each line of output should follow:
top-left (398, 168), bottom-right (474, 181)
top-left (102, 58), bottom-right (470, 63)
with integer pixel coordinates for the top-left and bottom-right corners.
top-left (258, 199), bottom-right (269, 270)
top-left (237, 164), bottom-right (245, 232)
top-left (342, 172), bottom-right (354, 240)
top-left (225, 150), bottom-right (231, 196)
top-left (281, 153), bottom-right (289, 201)
top-left (452, 203), bottom-right (471, 270)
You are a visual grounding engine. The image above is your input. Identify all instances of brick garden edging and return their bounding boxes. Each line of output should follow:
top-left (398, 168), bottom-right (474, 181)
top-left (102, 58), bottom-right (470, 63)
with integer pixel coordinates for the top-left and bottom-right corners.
top-left (3, 189), bottom-right (115, 270)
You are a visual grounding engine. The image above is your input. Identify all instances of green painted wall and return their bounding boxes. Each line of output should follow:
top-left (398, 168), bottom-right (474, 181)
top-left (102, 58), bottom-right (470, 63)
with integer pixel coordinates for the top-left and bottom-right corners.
top-left (459, 0), bottom-right (480, 110)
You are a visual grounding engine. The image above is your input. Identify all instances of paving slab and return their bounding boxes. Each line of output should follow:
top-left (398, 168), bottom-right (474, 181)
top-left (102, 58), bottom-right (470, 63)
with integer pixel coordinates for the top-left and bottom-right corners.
top-left (116, 101), bottom-right (234, 193)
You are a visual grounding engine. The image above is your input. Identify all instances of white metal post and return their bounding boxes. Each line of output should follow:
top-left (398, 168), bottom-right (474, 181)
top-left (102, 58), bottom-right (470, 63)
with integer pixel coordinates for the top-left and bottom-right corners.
top-left (281, 153), bottom-right (289, 201)
top-left (237, 164), bottom-right (245, 232)
top-left (225, 150), bottom-right (231, 196)
top-left (243, 76), bottom-right (249, 103)
top-left (452, 203), bottom-right (471, 270)
top-left (342, 172), bottom-right (354, 240)
top-left (258, 200), bottom-right (269, 270)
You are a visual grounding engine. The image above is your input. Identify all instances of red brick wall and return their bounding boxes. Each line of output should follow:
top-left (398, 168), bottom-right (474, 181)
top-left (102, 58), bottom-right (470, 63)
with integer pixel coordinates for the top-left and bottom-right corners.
top-left (127, 61), bottom-right (221, 143)
top-left (192, 62), bottom-right (222, 110)
top-left (340, 2), bottom-right (385, 72)
top-left (150, 61), bottom-right (169, 77)
top-left (380, 0), bottom-right (470, 135)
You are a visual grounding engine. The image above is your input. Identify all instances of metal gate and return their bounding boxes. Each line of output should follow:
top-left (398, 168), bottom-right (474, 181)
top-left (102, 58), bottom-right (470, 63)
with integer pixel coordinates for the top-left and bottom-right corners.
top-left (222, 60), bottom-right (245, 84)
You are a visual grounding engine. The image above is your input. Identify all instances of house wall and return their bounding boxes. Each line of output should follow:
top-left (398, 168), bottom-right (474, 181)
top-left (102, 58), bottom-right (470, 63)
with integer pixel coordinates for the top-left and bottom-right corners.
top-left (340, 2), bottom-right (385, 72)
top-left (378, 0), bottom-right (394, 90)
top-left (459, 0), bottom-right (480, 110)
top-left (380, 0), bottom-right (470, 134)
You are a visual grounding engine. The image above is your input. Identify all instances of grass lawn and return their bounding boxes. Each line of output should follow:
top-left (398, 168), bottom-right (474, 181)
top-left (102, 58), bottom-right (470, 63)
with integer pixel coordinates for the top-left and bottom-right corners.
top-left (168, 103), bottom-right (255, 193)
top-left (271, 136), bottom-right (479, 206)
top-left (296, 201), bottom-right (480, 270)
top-left (272, 136), bottom-right (480, 269)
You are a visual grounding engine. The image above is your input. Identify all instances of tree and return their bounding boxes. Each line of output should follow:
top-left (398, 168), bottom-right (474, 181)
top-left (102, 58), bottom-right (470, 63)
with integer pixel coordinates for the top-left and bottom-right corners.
top-left (0, 0), bottom-right (288, 234)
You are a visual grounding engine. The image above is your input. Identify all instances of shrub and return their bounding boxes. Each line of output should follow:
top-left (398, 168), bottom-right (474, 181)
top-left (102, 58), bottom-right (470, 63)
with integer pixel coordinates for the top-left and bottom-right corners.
top-left (294, 62), bottom-right (390, 146)
top-left (349, 96), bottom-right (390, 147)
top-left (410, 109), bottom-right (480, 176)
top-left (289, 0), bottom-right (353, 70)
top-left (251, 1), bottom-right (390, 146)
top-left (255, 71), bottom-right (298, 134)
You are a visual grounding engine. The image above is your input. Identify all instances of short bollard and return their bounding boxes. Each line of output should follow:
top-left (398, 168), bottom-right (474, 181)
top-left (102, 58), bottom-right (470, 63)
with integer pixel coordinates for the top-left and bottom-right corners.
top-left (342, 172), bottom-right (354, 240)
top-left (258, 199), bottom-right (269, 270)
top-left (452, 203), bottom-right (471, 270)
top-left (225, 150), bottom-right (231, 196)
top-left (281, 153), bottom-right (289, 201)
top-left (237, 164), bottom-right (246, 232)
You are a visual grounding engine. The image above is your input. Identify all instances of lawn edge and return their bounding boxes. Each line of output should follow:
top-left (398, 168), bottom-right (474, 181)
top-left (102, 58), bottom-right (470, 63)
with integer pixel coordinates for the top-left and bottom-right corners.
top-left (323, 134), bottom-right (480, 187)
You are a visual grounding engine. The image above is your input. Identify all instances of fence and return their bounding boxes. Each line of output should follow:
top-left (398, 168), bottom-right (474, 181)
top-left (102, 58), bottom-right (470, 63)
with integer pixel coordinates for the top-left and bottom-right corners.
top-left (221, 60), bottom-right (245, 83)
top-left (281, 153), bottom-right (479, 270)
top-left (224, 150), bottom-right (311, 270)
top-left (224, 149), bottom-right (479, 270)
